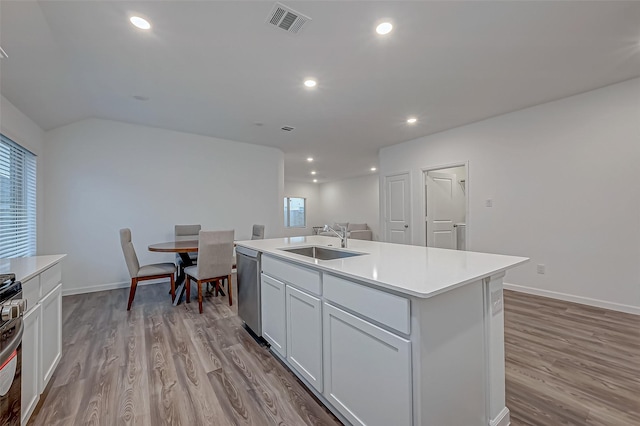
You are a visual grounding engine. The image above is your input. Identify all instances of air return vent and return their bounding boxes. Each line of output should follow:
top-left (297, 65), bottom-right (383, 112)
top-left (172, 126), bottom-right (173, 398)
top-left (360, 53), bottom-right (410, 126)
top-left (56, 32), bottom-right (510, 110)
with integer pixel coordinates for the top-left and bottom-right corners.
top-left (266, 2), bottom-right (311, 34)
top-left (281, 126), bottom-right (295, 132)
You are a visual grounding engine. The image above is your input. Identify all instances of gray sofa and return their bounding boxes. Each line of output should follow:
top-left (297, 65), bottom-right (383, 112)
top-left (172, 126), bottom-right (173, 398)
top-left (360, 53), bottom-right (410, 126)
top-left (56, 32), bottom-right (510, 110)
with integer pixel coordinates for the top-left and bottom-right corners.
top-left (319, 222), bottom-right (372, 241)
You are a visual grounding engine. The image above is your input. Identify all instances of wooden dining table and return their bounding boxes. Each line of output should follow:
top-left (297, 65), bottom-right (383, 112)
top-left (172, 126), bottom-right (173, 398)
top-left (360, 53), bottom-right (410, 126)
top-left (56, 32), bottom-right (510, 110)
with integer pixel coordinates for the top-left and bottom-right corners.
top-left (148, 240), bottom-right (199, 306)
top-left (148, 239), bottom-right (231, 306)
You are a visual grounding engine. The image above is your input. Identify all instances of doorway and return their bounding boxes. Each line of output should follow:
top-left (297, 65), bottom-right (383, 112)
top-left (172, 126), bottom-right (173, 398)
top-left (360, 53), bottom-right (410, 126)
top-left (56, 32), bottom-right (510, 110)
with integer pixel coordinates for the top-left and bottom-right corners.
top-left (423, 164), bottom-right (467, 250)
top-left (384, 172), bottom-right (411, 244)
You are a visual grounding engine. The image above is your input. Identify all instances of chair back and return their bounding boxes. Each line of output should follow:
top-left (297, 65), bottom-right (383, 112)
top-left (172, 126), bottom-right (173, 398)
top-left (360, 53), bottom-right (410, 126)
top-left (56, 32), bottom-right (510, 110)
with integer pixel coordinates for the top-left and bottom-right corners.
top-left (197, 230), bottom-right (234, 279)
top-left (251, 224), bottom-right (265, 240)
top-left (119, 228), bottom-right (140, 278)
top-left (175, 224), bottom-right (201, 241)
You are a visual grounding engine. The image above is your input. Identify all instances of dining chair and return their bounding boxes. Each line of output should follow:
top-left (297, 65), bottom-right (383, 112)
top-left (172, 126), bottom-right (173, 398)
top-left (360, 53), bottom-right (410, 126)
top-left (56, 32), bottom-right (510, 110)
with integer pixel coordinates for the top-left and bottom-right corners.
top-left (185, 230), bottom-right (235, 314)
top-left (251, 224), bottom-right (265, 240)
top-left (175, 224), bottom-right (201, 264)
top-left (120, 228), bottom-right (176, 310)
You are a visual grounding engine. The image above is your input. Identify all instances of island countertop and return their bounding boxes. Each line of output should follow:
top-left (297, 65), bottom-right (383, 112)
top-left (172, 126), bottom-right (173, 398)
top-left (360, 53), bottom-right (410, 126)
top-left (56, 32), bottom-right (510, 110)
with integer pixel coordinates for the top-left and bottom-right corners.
top-left (236, 236), bottom-right (527, 298)
top-left (0, 254), bottom-right (67, 283)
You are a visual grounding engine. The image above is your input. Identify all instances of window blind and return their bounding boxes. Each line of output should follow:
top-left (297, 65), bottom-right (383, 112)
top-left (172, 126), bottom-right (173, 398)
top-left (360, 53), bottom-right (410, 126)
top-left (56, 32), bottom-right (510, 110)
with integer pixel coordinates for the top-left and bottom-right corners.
top-left (0, 134), bottom-right (37, 258)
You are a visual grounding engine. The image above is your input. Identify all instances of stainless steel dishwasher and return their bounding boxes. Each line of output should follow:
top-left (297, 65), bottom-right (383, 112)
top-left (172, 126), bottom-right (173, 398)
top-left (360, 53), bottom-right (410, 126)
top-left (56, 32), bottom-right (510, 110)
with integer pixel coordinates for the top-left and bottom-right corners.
top-left (236, 246), bottom-right (262, 337)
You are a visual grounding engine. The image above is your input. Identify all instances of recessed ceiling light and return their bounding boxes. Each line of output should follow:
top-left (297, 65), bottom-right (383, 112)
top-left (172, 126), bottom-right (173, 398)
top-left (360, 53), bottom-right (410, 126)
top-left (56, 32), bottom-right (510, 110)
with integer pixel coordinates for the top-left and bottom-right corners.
top-left (307, 157), bottom-right (314, 162)
top-left (313, 179), bottom-right (318, 183)
top-left (304, 79), bottom-right (317, 88)
top-left (407, 117), bottom-right (417, 124)
top-left (376, 22), bottom-right (393, 35)
top-left (371, 167), bottom-right (377, 171)
top-left (130, 16), bottom-right (151, 30)
top-left (311, 171), bottom-right (317, 175)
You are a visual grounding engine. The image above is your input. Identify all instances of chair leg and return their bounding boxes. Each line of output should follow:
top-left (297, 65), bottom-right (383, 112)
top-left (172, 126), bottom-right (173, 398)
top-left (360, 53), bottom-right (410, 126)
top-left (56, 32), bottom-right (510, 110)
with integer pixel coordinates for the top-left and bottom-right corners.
top-left (186, 276), bottom-right (191, 303)
top-left (227, 274), bottom-right (233, 306)
top-left (127, 278), bottom-right (138, 310)
top-left (215, 280), bottom-right (220, 297)
top-left (197, 280), bottom-right (203, 314)
top-left (170, 274), bottom-right (176, 301)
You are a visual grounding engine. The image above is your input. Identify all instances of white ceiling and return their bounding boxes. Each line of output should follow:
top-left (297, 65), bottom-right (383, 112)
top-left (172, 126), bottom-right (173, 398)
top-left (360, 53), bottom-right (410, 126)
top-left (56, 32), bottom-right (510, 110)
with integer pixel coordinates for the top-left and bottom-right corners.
top-left (1, 1), bottom-right (639, 183)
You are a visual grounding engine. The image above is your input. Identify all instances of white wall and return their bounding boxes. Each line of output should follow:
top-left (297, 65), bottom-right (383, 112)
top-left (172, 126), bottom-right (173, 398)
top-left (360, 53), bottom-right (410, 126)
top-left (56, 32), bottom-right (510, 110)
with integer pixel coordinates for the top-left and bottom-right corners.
top-left (0, 95), bottom-right (46, 253)
top-left (319, 174), bottom-right (380, 240)
top-left (283, 180), bottom-right (321, 237)
top-left (380, 78), bottom-right (640, 314)
top-left (43, 118), bottom-right (284, 294)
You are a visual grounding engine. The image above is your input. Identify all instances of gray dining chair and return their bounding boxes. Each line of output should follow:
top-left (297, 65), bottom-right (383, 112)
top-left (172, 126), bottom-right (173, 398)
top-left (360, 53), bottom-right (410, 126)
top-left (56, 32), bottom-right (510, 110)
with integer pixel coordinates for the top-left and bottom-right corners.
top-left (185, 230), bottom-right (235, 314)
top-left (120, 228), bottom-right (176, 310)
top-left (251, 224), bottom-right (265, 240)
top-left (175, 224), bottom-right (201, 263)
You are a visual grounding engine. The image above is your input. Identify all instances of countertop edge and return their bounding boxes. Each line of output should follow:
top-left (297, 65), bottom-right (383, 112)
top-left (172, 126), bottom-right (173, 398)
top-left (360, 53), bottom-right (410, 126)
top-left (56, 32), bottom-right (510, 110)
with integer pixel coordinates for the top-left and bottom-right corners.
top-left (3, 254), bottom-right (67, 283)
top-left (237, 240), bottom-right (528, 298)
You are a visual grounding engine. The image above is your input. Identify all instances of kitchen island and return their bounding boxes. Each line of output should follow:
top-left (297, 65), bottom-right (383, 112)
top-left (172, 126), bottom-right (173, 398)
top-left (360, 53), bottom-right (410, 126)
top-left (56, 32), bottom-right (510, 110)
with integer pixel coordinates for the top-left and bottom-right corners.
top-left (235, 236), bottom-right (527, 426)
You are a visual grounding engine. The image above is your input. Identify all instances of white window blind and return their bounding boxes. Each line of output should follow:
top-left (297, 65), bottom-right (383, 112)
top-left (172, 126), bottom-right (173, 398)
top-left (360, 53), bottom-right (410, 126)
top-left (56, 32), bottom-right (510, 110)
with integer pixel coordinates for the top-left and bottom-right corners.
top-left (0, 134), bottom-right (37, 258)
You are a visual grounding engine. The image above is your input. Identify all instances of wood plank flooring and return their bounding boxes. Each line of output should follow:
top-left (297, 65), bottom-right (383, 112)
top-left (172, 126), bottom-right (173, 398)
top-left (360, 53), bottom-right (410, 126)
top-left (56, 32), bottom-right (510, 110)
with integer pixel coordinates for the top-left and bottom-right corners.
top-left (28, 283), bottom-right (639, 425)
top-left (505, 290), bottom-right (640, 426)
top-left (29, 278), bottom-right (340, 426)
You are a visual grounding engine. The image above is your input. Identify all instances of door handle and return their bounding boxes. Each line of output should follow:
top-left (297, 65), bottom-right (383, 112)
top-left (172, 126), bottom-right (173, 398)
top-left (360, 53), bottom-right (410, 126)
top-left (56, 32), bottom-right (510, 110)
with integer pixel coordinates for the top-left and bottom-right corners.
top-left (404, 224), bottom-right (409, 228)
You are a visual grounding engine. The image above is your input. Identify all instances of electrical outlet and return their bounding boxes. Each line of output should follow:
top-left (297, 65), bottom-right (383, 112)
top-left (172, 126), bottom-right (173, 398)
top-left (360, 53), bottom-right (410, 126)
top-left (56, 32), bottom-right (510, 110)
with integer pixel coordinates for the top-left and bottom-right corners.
top-left (536, 264), bottom-right (546, 274)
top-left (485, 199), bottom-right (493, 207)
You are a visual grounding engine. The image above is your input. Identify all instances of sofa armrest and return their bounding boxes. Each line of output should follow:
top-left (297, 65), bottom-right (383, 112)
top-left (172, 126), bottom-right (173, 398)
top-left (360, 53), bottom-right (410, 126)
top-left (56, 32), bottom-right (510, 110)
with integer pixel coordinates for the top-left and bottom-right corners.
top-left (349, 230), bottom-right (372, 241)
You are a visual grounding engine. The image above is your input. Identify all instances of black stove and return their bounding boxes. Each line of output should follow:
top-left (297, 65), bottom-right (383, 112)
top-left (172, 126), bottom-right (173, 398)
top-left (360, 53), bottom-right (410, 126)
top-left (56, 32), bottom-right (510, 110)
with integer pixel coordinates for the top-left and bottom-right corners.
top-left (0, 273), bottom-right (25, 426)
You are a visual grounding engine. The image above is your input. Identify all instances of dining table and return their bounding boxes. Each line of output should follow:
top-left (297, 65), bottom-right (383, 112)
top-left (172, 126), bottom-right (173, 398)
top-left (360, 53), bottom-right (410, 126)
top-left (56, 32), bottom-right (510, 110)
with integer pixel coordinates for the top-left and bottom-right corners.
top-left (148, 239), bottom-right (230, 306)
top-left (148, 240), bottom-right (199, 306)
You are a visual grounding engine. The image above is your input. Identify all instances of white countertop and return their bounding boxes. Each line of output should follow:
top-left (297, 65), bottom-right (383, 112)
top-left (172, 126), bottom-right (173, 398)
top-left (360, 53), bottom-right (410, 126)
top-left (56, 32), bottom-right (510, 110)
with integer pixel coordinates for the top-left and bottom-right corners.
top-left (236, 236), bottom-right (528, 298)
top-left (0, 255), bottom-right (66, 283)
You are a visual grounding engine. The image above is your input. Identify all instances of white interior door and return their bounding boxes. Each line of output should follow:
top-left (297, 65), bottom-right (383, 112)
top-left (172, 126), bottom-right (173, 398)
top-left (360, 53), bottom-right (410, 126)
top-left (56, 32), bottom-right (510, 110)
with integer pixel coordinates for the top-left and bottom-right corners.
top-left (425, 171), bottom-right (463, 249)
top-left (385, 173), bottom-right (411, 244)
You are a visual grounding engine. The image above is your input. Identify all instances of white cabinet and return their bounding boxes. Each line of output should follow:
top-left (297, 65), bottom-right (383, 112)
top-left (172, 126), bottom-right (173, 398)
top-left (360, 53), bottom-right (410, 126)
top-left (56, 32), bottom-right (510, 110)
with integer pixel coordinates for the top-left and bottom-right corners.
top-left (40, 283), bottom-right (62, 389)
top-left (261, 274), bottom-right (286, 356)
top-left (323, 302), bottom-right (412, 426)
top-left (15, 257), bottom-right (65, 426)
top-left (286, 285), bottom-right (323, 392)
top-left (21, 303), bottom-right (41, 425)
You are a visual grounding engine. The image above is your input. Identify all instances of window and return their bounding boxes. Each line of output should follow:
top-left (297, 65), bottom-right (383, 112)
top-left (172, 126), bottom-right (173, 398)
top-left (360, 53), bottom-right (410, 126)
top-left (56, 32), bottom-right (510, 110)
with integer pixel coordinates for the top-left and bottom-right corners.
top-left (284, 197), bottom-right (306, 228)
top-left (0, 134), bottom-right (37, 258)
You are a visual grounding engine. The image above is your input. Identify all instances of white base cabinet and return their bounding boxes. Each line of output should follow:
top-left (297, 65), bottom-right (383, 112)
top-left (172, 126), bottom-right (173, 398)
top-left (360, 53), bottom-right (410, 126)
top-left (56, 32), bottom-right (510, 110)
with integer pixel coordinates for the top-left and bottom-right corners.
top-left (21, 303), bottom-right (41, 425)
top-left (323, 302), bottom-right (412, 426)
top-left (286, 285), bottom-right (323, 392)
top-left (40, 283), bottom-right (62, 389)
top-left (13, 257), bottom-right (65, 426)
top-left (261, 274), bottom-right (287, 356)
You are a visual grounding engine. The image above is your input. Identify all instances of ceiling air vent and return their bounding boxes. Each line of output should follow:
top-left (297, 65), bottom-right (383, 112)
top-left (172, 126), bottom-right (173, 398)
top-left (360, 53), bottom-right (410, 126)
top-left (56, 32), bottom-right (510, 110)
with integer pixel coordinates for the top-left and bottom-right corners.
top-left (281, 126), bottom-right (295, 132)
top-left (266, 2), bottom-right (311, 34)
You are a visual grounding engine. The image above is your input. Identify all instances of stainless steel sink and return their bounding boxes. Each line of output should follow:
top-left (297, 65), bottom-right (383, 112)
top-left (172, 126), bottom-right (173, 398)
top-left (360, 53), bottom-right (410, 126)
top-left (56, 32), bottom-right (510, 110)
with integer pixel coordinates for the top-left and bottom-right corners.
top-left (281, 246), bottom-right (365, 260)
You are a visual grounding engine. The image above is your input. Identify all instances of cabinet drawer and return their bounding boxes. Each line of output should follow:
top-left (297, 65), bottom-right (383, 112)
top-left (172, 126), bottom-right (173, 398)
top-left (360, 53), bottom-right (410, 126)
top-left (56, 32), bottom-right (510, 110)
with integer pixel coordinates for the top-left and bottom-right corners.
top-left (324, 274), bottom-right (410, 335)
top-left (262, 255), bottom-right (321, 296)
top-left (22, 276), bottom-right (41, 313)
top-left (41, 263), bottom-right (62, 297)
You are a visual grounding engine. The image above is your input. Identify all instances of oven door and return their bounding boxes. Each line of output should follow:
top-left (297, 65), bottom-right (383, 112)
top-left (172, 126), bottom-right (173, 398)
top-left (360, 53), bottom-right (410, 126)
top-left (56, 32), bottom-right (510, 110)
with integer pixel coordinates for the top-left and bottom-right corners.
top-left (0, 318), bottom-right (23, 426)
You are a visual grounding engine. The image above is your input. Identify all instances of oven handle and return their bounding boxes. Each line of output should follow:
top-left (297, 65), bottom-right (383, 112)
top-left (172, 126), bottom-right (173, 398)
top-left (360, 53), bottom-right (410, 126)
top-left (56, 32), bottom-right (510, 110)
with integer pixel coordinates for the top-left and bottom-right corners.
top-left (0, 320), bottom-right (23, 366)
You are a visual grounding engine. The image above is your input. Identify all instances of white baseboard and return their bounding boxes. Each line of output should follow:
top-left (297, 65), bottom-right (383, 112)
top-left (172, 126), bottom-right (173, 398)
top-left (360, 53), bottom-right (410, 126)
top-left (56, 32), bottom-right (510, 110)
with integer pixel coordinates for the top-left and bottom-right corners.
top-left (62, 278), bottom-right (169, 296)
top-left (490, 407), bottom-right (510, 426)
top-left (62, 270), bottom-right (236, 296)
top-left (504, 283), bottom-right (640, 315)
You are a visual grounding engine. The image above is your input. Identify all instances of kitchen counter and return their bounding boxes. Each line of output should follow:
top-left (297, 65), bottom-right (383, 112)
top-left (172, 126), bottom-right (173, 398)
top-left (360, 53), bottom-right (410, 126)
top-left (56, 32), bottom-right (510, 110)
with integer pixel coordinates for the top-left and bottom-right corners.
top-left (236, 236), bottom-right (527, 426)
top-left (236, 235), bottom-right (527, 298)
top-left (0, 255), bottom-right (66, 283)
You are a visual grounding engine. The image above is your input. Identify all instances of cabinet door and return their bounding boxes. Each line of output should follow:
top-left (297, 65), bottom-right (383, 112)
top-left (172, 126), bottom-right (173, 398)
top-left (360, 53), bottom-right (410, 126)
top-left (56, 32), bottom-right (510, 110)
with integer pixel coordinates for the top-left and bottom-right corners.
top-left (40, 283), bottom-right (62, 390)
top-left (286, 285), bottom-right (323, 392)
top-left (21, 303), bottom-right (41, 425)
top-left (261, 274), bottom-right (286, 356)
top-left (323, 303), bottom-right (412, 426)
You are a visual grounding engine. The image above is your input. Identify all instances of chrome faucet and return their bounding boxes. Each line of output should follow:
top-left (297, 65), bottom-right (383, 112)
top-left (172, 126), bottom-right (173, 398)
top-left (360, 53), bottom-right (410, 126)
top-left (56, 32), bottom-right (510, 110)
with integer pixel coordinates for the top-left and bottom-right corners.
top-left (323, 224), bottom-right (348, 248)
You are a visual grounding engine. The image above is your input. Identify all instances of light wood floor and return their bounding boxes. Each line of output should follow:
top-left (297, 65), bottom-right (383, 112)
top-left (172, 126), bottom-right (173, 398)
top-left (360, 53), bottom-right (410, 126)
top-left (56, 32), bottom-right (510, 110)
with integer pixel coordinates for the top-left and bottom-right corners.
top-left (28, 283), bottom-right (639, 425)
top-left (505, 290), bottom-right (640, 426)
